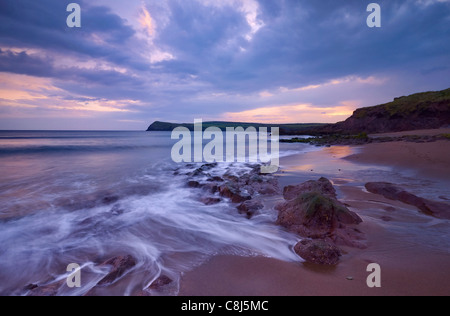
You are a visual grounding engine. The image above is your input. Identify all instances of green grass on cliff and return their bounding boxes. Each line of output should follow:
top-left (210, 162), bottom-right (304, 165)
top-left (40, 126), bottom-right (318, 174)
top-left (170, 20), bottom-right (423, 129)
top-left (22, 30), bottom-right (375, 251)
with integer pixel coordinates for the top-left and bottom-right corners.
top-left (354, 88), bottom-right (450, 119)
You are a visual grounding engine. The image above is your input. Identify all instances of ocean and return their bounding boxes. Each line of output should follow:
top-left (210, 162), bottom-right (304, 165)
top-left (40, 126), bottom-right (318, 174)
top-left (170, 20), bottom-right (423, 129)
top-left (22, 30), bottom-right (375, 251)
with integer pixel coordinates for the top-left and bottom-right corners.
top-left (1, 131), bottom-right (448, 296)
top-left (0, 131), bottom-right (304, 295)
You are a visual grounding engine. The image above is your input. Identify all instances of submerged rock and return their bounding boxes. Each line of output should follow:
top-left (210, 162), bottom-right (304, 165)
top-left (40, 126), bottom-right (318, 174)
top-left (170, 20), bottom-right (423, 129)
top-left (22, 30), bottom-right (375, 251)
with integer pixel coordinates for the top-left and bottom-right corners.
top-left (294, 239), bottom-right (342, 265)
top-left (135, 275), bottom-right (175, 296)
top-left (148, 275), bottom-right (173, 290)
top-left (200, 197), bottom-right (222, 205)
top-left (218, 184), bottom-right (252, 204)
top-left (187, 181), bottom-right (202, 188)
top-left (366, 182), bottom-right (450, 219)
top-left (97, 255), bottom-right (137, 286)
top-left (237, 200), bottom-right (264, 219)
top-left (26, 280), bottom-right (65, 296)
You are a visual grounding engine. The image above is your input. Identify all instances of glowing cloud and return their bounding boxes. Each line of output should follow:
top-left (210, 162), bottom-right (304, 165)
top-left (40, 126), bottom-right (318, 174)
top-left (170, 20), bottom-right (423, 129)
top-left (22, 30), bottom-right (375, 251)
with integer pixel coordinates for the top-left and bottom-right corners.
top-left (139, 7), bottom-right (155, 37)
top-left (221, 103), bottom-right (357, 124)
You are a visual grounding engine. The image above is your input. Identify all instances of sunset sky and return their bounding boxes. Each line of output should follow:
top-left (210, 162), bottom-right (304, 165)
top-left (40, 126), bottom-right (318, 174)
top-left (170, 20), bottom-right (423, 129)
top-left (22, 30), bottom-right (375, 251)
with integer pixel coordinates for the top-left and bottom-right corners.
top-left (0, 0), bottom-right (449, 130)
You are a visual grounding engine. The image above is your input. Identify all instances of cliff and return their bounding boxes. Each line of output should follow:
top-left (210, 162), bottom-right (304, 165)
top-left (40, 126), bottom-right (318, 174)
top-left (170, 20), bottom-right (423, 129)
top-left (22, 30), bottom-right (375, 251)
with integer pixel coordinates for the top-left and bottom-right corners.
top-left (320, 88), bottom-right (450, 134)
top-left (146, 88), bottom-right (450, 135)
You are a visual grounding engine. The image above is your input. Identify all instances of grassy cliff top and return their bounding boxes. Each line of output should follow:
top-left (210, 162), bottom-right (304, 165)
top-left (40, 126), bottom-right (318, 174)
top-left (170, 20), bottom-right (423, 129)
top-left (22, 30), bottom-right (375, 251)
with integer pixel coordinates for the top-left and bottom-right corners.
top-left (354, 88), bottom-right (450, 119)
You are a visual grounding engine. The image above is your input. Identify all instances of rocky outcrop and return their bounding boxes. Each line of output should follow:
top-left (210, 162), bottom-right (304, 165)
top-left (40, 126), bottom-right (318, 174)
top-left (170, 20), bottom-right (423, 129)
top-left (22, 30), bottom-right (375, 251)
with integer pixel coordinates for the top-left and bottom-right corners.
top-left (97, 255), bottom-right (137, 286)
top-left (276, 191), bottom-right (362, 240)
top-left (135, 275), bottom-right (176, 296)
top-left (283, 177), bottom-right (337, 200)
top-left (183, 163), bottom-right (279, 214)
top-left (276, 178), bottom-right (365, 264)
top-left (237, 200), bottom-right (264, 219)
top-left (218, 184), bottom-right (252, 203)
top-left (147, 275), bottom-right (173, 290)
top-left (25, 255), bottom-right (138, 296)
top-left (365, 182), bottom-right (450, 219)
top-left (25, 280), bottom-right (65, 296)
top-left (319, 88), bottom-right (450, 134)
top-left (294, 240), bottom-right (342, 265)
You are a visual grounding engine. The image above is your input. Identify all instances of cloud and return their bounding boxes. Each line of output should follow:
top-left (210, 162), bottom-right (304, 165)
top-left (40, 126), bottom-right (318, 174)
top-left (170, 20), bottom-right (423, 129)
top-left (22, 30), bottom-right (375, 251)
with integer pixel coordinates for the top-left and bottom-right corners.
top-left (221, 103), bottom-right (356, 124)
top-left (0, 0), bottom-right (449, 129)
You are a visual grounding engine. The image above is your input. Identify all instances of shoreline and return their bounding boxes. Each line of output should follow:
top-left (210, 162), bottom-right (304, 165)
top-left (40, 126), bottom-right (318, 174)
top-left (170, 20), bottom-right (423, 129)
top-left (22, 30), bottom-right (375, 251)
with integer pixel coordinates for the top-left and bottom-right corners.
top-left (179, 138), bottom-right (450, 296)
top-left (345, 140), bottom-right (450, 181)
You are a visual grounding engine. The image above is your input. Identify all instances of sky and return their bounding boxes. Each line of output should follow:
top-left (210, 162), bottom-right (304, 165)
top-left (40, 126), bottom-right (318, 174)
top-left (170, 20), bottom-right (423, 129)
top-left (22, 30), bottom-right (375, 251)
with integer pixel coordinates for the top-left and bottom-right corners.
top-left (0, 0), bottom-right (449, 130)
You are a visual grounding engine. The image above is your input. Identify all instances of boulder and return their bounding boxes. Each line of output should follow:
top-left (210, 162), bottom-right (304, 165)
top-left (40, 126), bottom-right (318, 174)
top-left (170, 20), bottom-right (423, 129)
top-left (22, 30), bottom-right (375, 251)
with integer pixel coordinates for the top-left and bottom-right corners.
top-left (26, 280), bottom-right (65, 296)
top-left (147, 275), bottom-right (173, 290)
top-left (97, 255), bottom-right (137, 286)
top-left (294, 240), bottom-right (342, 265)
top-left (200, 197), bottom-right (222, 205)
top-left (365, 182), bottom-right (450, 219)
top-left (219, 184), bottom-right (251, 204)
top-left (135, 275), bottom-right (175, 296)
top-left (187, 181), bottom-right (202, 188)
top-left (276, 191), bottom-right (362, 239)
top-left (283, 177), bottom-right (337, 200)
top-left (237, 200), bottom-right (264, 219)
top-left (202, 183), bottom-right (219, 194)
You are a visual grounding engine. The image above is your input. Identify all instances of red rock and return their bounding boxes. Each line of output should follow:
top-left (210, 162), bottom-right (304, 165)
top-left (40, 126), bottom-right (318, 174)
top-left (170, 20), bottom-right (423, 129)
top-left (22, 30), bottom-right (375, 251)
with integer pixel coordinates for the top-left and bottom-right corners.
top-left (187, 181), bottom-right (201, 188)
top-left (148, 275), bottom-right (173, 290)
top-left (26, 280), bottom-right (65, 296)
top-left (97, 255), bottom-right (137, 286)
top-left (237, 200), bottom-right (264, 219)
top-left (200, 197), bottom-right (222, 205)
top-left (294, 240), bottom-right (342, 265)
top-left (365, 182), bottom-right (450, 219)
top-left (276, 191), bottom-right (362, 239)
top-left (219, 185), bottom-right (251, 204)
top-left (283, 177), bottom-right (337, 201)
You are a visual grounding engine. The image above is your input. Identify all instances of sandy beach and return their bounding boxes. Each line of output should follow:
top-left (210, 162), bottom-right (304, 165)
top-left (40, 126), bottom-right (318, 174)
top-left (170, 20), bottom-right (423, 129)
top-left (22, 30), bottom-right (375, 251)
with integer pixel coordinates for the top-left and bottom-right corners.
top-left (346, 140), bottom-right (450, 180)
top-left (179, 135), bottom-right (450, 296)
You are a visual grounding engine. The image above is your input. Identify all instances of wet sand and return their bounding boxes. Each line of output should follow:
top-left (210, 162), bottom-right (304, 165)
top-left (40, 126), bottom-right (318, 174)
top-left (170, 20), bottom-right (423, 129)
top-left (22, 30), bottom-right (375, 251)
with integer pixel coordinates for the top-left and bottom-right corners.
top-left (346, 140), bottom-right (450, 180)
top-left (179, 137), bottom-right (450, 296)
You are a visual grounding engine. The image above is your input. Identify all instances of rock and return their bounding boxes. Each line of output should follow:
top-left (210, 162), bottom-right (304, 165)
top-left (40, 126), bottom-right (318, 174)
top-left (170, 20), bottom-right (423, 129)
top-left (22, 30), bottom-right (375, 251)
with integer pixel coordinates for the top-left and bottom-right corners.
top-left (135, 275), bottom-right (175, 296)
top-left (257, 183), bottom-right (279, 195)
top-left (97, 255), bottom-right (137, 286)
top-left (110, 205), bottom-right (125, 216)
top-left (148, 275), bottom-right (173, 290)
top-left (202, 183), bottom-right (219, 194)
top-left (26, 280), bottom-right (65, 296)
top-left (294, 240), bottom-right (342, 265)
top-left (188, 181), bottom-right (202, 188)
top-left (198, 163), bottom-right (218, 172)
top-left (365, 182), bottom-right (402, 200)
top-left (237, 200), bottom-right (264, 219)
top-left (102, 195), bottom-right (120, 205)
top-left (283, 177), bottom-right (337, 201)
top-left (316, 88), bottom-right (450, 134)
top-left (200, 197), bottom-right (222, 205)
top-left (276, 191), bottom-right (362, 239)
top-left (366, 182), bottom-right (450, 219)
top-left (208, 176), bottom-right (224, 182)
top-left (24, 284), bottom-right (39, 291)
top-left (219, 184), bottom-right (251, 204)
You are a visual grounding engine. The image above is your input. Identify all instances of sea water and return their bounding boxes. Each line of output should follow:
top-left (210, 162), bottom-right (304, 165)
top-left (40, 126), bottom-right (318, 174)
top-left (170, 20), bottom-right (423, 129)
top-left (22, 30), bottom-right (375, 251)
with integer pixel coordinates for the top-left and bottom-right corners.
top-left (0, 131), bottom-right (306, 295)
